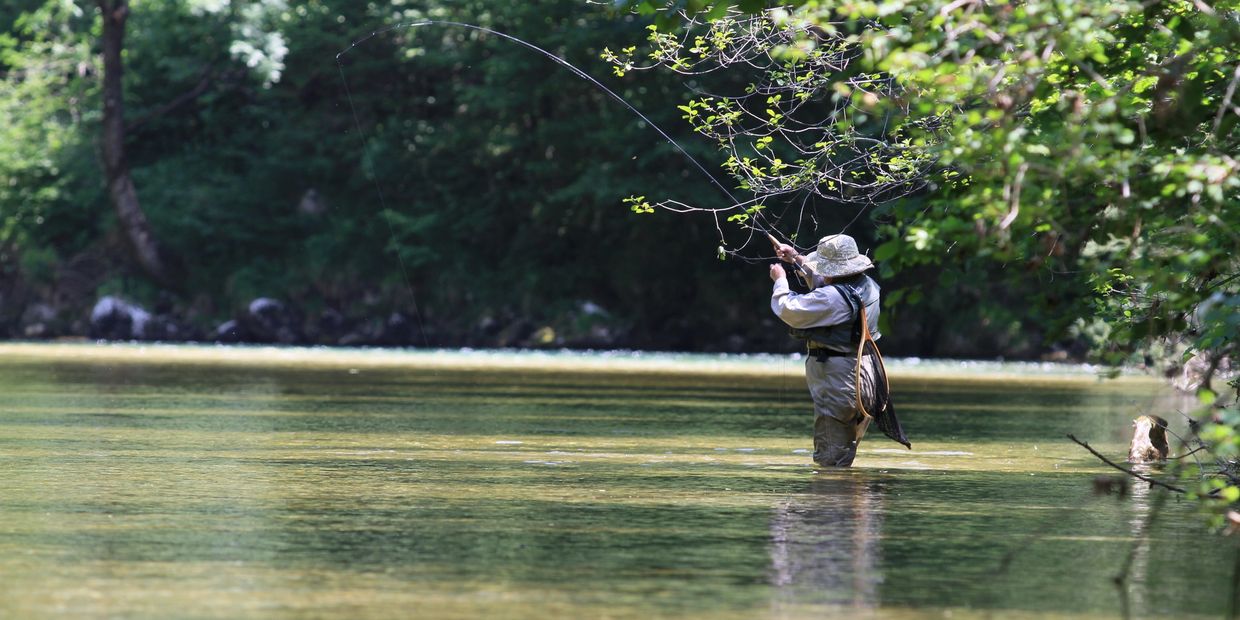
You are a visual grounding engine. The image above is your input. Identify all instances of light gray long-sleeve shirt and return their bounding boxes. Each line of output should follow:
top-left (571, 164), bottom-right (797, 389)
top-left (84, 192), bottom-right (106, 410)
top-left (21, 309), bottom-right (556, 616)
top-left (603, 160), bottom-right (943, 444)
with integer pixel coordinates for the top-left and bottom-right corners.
top-left (770, 276), bottom-right (853, 329)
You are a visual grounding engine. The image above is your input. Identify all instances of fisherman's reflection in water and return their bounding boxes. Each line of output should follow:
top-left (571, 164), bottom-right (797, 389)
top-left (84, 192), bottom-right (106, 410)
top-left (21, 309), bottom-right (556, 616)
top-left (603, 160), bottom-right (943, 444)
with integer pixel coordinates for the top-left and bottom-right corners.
top-left (768, 472), bottom-right (884, 610)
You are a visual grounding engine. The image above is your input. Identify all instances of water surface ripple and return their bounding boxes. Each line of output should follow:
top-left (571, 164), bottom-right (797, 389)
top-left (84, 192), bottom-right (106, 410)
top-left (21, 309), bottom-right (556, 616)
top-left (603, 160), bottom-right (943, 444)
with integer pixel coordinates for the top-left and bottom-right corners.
top-left (0, 344), bottom-right (1228, 619)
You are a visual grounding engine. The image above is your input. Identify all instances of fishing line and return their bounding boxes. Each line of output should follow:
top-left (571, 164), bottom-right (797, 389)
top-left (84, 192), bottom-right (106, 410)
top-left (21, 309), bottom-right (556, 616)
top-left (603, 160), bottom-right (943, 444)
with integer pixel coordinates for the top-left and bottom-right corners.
top-left (336, 20), bottom-right (803, 273)
top-left (337, 20), bottom-right (741, 204)
top-left (335, 60), bottom-right (431, 348)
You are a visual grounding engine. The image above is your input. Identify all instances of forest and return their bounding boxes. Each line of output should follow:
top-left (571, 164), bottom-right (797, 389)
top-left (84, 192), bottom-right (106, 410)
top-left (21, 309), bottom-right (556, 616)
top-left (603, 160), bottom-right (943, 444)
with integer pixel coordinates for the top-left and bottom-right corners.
top-left (9, 0), bottom-right (1231, 363)
top-left (2, 0), bottom-right (1240, 589)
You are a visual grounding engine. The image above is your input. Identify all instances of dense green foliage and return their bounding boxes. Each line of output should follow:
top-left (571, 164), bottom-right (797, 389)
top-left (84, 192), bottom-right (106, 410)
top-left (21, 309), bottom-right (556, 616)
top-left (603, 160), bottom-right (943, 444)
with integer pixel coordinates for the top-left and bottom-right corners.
top-left (618, 0), bottom-right (1239, 525)
top-left (0, 0), bottom-right (789, 348)
top-left (0, 0), bottom-right (1234, 377)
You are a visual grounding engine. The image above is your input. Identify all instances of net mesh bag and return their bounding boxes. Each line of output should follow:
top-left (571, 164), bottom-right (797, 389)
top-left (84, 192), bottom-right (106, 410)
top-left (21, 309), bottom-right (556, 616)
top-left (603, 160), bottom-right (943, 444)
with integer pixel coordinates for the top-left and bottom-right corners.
top-left (854, 305), bottom-right (910, 449)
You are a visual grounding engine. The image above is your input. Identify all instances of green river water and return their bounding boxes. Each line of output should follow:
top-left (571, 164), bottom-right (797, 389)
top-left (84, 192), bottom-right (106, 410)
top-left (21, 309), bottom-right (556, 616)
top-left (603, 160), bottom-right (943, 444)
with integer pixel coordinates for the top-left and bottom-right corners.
top-left (0, 343), bottom-right (1233, 619)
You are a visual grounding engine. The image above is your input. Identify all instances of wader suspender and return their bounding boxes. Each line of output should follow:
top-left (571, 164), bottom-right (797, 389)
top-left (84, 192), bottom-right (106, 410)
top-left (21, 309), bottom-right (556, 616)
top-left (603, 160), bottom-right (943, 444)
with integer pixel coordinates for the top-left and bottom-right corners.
top-left (836, 286), bottom-right (878, 418)
top-left (843, 287), bottom-right (910, 448)
top-left (853, 302), bottom-right (890, 419)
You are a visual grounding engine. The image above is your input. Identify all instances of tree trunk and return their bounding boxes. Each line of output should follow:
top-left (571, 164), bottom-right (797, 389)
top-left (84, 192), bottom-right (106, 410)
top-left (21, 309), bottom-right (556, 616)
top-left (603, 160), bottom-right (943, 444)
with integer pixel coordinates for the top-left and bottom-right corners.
top-left (97, 0), bottom-right (176, 288)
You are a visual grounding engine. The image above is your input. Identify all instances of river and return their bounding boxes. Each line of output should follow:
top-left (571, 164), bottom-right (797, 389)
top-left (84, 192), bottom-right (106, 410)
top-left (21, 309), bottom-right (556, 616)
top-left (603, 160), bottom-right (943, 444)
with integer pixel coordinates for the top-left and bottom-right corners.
top-left (0, 343), bottom-right (1231, 618)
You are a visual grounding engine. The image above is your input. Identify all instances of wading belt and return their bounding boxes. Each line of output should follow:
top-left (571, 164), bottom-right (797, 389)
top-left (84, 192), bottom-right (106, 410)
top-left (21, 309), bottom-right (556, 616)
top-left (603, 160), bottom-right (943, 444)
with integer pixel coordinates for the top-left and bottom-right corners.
top-left (808, 348), bottom-right (864, 362)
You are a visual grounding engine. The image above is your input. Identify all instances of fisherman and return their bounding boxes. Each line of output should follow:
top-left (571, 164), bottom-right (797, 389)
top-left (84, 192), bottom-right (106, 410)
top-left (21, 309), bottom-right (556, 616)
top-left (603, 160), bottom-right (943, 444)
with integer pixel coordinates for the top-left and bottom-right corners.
top-left (768, 234), bottom-right (883, 467)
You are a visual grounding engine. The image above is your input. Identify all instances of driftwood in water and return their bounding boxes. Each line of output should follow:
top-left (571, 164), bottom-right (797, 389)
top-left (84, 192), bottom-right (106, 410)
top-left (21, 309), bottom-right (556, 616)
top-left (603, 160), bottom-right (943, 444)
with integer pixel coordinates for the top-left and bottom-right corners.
top-left (1128, 415), bottom-right (1170, 463)
top-left (1066, 434), bottom-right (1185, 494)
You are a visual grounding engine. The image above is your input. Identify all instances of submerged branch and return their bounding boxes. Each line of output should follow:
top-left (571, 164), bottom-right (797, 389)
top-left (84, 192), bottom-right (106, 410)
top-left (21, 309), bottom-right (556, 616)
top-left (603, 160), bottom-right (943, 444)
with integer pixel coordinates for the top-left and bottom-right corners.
top-left (1066, 434), bottom-right (1186, 494)
top-left (1170, 445), bottom-right (1209, 460)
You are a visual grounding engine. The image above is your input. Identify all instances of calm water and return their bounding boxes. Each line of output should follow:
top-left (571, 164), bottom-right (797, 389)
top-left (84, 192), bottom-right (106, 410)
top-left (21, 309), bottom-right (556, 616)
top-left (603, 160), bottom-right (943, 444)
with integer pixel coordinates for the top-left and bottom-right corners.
top-left (0, 344), bottom-right (1232, 619)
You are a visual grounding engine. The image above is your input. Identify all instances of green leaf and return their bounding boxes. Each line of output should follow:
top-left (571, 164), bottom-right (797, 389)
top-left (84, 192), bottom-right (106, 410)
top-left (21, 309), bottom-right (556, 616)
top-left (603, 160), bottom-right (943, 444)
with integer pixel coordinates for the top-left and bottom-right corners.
top-left (873, 240), bottom-right (900, 262)
top-left (1222, 486), bottom-right (1240, 503)
top-left (1199, 388), bottom-right (1217, 406)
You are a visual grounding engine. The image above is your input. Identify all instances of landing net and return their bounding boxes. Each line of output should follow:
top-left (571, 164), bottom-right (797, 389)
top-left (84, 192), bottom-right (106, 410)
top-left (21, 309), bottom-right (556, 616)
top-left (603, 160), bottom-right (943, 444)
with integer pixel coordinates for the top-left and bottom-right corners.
top-left (856, 306), bottom-right (910, 449)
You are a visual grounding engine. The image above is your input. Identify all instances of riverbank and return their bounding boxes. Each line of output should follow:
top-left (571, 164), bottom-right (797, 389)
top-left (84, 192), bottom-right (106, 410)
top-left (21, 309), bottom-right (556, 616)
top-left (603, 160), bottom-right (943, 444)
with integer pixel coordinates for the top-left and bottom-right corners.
top-left (0, 341), bottom-right (1162, 386)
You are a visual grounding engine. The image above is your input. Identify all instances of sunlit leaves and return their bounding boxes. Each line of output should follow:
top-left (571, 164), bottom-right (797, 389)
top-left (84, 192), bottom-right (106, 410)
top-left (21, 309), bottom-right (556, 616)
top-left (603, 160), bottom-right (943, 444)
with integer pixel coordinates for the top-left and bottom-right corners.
top-left (603, 8), bottom-right (935, 242)
top-left (623, 195), bottom-right (654, 214)
top-left (725, 203), bottom-right (765, 224)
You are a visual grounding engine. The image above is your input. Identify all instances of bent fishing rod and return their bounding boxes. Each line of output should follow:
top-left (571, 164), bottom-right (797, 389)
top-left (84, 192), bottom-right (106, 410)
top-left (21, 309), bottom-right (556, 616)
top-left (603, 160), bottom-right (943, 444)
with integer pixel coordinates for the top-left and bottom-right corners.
top-left (335, 19), bottom-right (796, 263)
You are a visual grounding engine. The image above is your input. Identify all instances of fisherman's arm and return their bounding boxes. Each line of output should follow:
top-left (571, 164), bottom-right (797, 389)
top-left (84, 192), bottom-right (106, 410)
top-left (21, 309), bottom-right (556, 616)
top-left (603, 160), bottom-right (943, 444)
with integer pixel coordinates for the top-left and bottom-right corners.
top-left (774, 243), bottom-right (824, 288)
top-left (770, 268), bottom-right (851, 328)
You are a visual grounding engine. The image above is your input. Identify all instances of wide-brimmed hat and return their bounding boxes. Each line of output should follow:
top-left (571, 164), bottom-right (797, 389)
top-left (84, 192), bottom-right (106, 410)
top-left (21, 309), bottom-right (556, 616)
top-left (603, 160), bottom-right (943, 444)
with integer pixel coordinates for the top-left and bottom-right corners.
top-left (804, 234), bottom-right (874, 278)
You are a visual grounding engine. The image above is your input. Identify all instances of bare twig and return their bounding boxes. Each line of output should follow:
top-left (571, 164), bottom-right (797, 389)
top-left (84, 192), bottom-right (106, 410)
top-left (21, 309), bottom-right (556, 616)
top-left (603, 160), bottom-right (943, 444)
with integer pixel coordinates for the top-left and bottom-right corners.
top-left (603, 11), bottom-right (935, 256)
top-left (1213, 64), bottom-right (1240, 139)
top-left (1170, 445), bottom-right (1209, 460)
top-left (1066, 434), bottom-right (1186, 493)
top-left (125, 65), bottom-right (219, 133)
top-left (999, 162), bottom-right (1028, 230)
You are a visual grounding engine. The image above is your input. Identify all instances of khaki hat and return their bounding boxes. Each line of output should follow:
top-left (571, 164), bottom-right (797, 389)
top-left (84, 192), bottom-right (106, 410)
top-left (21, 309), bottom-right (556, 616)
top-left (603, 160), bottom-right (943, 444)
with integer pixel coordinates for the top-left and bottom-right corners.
top-left (804, 234), bottom-right (874, 278)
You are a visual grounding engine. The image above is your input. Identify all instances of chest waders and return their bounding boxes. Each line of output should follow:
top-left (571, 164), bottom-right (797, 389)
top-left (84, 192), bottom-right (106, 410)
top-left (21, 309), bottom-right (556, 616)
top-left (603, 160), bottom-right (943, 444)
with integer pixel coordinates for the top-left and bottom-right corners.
top-left (790, 278), bottom-right (910, 449)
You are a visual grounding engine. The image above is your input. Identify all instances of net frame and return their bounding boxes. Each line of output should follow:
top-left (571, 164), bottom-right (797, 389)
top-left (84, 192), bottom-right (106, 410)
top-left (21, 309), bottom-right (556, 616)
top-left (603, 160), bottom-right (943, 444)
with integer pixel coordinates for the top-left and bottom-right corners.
top-left (854, 304), bottom-right (910, 449)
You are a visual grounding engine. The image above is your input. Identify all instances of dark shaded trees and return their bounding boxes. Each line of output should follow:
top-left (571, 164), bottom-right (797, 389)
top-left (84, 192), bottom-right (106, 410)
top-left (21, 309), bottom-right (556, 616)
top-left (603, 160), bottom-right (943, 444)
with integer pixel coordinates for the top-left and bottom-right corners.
top-left (0, 1), bottom-right (775, 349)
top-left (96, 0), bottom-right (174, 287)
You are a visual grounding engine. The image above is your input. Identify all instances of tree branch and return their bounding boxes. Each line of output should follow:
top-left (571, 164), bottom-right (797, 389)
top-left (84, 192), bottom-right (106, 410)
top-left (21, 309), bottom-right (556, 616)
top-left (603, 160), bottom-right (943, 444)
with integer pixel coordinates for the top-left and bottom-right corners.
top-left (1066, 434), bottom-right (1186, 493)
top-left (1213, 64), bottom-right (1240, 140)
top-left (1169, 444), bottom-right (1209, 460)
top-left (125, 65), bottom-right (216, 133)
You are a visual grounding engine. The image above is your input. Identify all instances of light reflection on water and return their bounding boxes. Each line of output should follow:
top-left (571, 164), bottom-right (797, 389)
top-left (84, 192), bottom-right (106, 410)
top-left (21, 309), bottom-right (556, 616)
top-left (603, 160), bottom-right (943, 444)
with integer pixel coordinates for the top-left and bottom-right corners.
top-left (769, 472), bottom-right (884, 611)
top-left (0, 343), bottom-right (1230, 619)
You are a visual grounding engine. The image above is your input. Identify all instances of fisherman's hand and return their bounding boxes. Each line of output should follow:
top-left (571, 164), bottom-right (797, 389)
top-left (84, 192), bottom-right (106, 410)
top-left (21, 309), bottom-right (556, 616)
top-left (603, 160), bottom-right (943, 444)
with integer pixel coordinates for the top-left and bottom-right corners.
top-left (769, 263), bottom-right (786, 281)
top-left (775, 244), bottom-right (799, 263)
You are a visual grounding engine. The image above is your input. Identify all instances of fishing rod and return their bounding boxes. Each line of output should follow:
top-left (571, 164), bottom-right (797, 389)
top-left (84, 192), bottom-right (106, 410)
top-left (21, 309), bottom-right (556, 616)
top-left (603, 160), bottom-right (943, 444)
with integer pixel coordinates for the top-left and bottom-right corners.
top-left (765, 231), bottom-right (815, 290)
top-left (337, 21), bottom-right (738, 204)
top-left (335, 19), bottom-right (790, 263)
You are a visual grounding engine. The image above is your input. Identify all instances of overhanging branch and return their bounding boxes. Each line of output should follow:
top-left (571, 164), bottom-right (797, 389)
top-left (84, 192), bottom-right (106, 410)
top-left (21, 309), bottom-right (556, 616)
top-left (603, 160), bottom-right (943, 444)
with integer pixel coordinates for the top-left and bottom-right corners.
top-left (1067, 433), bottom-right (1186, 493)
top-left (125, 65), bottom-right (217, 133)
